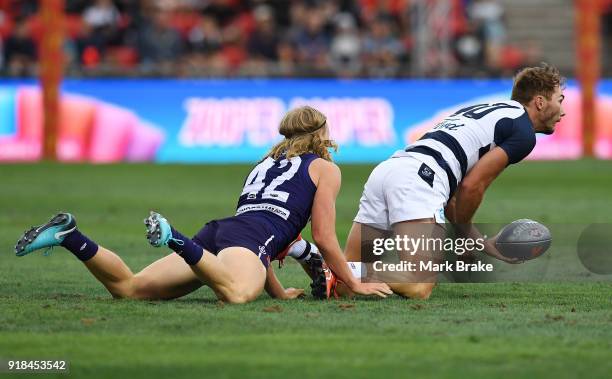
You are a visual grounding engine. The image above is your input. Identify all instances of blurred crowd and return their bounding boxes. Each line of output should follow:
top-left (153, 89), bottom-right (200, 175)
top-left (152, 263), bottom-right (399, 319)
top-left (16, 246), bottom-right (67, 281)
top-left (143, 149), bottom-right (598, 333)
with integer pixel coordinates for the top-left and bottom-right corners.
top-left (604, 1), bottom-right (612, 76)
top-left (0, 0), bottom-right (540, 78)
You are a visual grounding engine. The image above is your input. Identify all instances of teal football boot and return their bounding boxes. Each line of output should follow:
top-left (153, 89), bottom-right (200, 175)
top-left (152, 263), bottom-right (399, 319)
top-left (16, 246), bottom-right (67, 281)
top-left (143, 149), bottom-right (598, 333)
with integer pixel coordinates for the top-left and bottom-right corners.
top-left (144, 211), bottom-right (177, 248)
top-left (15, 213), bottom-right (76, 257)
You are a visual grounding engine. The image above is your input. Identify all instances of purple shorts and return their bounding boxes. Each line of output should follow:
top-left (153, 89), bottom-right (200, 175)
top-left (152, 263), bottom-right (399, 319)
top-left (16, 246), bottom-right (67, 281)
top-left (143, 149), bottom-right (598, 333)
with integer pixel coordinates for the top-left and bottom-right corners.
top-left (192, 216), bottom-right (273, 268)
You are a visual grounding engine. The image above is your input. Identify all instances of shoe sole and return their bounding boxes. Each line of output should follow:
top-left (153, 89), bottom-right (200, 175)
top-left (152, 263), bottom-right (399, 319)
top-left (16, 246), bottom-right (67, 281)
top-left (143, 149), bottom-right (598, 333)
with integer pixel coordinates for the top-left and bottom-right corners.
top-left (15, 213), bottom-right (71, 257)
top-left (144, 214), bottom-right (163, 247)
top-left (309, 255), bottom-right (327, 300)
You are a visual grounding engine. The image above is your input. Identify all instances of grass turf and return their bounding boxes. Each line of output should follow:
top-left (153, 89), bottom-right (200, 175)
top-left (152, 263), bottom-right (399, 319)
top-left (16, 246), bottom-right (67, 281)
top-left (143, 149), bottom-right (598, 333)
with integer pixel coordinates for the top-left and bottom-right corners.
top-left (0, 160), bottom-right (611, 378)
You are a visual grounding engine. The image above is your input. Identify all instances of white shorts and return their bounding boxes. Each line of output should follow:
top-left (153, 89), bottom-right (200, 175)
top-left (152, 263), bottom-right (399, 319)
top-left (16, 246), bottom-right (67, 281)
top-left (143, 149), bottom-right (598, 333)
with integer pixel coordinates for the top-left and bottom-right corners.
top-left (354, 154), bottom-right (450, 230)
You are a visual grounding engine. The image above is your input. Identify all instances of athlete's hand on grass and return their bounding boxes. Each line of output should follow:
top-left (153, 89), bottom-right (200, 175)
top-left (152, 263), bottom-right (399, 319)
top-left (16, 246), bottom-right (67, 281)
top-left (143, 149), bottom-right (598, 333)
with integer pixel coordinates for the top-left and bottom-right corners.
top-left (265, 266), bottom-right (305, 300)
top-left (349, 282), bottom-right (393, 298)
top-left (282, 288), bottom-right (305, 300)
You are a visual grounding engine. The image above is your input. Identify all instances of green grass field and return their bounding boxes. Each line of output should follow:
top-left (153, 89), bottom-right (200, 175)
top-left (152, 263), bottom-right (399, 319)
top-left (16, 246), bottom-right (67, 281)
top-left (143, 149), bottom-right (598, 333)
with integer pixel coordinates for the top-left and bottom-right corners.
top-left (0, 161), bottom-right (611, 379)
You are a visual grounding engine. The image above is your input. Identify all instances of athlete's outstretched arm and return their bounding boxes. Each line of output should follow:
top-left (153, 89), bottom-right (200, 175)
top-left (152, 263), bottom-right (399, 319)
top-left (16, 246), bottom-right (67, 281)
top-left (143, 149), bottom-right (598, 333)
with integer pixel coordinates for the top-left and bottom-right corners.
top-left (264, 265), bottom-right (304, 300)
top-left (454, 147), bottom-right (507, 223)
top-left (452, 147), bottom-right (520, 263)
top-left (309, 159), bottom-right (392, 298)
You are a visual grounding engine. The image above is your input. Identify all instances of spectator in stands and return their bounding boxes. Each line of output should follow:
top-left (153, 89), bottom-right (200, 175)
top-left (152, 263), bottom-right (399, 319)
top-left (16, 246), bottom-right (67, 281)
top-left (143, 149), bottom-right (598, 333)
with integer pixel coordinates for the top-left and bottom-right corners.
top-left (241, 4), bottom-right (281, 76)
top-left (3, 17), bottom-right (36, 77)
top-left (202, 0), bottom-right (240, 28)
top-left (454, 23), bottom-right (485, 76)
top-left (329, 12), bottom-right (361, 77)
top-left (137, 7), bottom-right (184, 73)
top-left (0, 9), bottom-right (5, 71)
top-left (603, 0), bottom-right (612, 76)
top-left (12, 0), bottom-right (38, 18)
top-left (276, 38), bottom-right (297, 76)
top-left (247, 4), bottom-right (279, 61)
top-left (468, 0), bottom-right (506, 74)
top-left (0, 0), bottom-right (537, 79)
top-left (289, 2), bottom-right (331, 74)
top-left (83, 0), bottom-right (120, 31)
top-left (184, 14), bottom-right (224, 75)
top-left (188, 14), bottom-right (222, 55)
top-left (362, 15), bottom-right (404, 77)
top-left (78, 0), bottom-right (121, 65)
top-left (0, 37), bottom-right (4, 73)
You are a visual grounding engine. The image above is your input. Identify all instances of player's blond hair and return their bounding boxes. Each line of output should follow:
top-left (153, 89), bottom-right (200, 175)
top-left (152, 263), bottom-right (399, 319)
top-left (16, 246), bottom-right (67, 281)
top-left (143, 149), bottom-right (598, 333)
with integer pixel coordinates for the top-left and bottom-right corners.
top-left (265, 106), bottom-right (338, 161)
top-left (511, 63), bottom-right (566, 105)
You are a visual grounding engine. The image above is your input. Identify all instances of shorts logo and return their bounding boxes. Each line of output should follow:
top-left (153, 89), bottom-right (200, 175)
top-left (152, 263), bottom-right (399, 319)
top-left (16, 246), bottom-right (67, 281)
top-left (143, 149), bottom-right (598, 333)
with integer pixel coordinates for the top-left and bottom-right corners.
top-left (436, 208), bottom-right (446, 223)
top-left (258, 245), bottom-right (267, 257)
top-left (418, 163), bottom-right (435, 188)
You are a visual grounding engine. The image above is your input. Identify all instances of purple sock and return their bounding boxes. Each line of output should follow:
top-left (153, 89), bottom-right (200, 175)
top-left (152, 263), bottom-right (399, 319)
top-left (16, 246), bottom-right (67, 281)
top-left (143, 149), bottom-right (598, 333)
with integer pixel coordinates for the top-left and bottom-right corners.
top-left (60, 230), bottom-right (98, 261)
top-left (169, 227), bottom-right (204, 265)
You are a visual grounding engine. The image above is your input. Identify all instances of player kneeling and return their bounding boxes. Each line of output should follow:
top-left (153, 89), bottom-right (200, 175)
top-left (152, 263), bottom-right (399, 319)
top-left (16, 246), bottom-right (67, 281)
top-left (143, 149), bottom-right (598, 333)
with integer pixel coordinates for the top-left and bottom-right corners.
top-left (14, 106), bottom-right (391, 304)
top-left (305, 63), bottom-right (566, 300)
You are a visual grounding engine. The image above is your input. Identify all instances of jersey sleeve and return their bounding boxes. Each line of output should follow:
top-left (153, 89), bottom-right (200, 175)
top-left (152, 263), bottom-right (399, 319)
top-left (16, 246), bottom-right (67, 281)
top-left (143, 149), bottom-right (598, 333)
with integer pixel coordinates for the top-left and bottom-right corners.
top-left (493, 112), bottom-right (536, 165)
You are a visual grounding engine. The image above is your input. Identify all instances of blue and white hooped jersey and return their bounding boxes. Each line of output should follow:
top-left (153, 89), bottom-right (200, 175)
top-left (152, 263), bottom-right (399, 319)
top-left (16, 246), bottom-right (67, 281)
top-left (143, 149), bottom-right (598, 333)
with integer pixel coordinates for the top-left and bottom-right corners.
top-left (394, 100), bottom-right (535, 198)
top-left (235, 152), bottom-right (319, 258)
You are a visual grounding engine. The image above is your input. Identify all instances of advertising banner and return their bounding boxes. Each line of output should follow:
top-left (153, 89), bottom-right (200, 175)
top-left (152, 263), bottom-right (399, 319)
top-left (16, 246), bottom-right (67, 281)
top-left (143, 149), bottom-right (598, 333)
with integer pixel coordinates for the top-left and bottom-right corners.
top-left (0, 79), bottom-right (611, 163)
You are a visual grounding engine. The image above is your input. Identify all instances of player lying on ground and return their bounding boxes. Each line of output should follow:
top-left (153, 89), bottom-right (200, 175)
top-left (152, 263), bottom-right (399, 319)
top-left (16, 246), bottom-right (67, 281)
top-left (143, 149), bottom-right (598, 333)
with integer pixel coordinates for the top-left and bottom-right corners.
top-left (305, 63), bottom-right (566, 300)
top-left (14, 106), bottom-right (391, 304)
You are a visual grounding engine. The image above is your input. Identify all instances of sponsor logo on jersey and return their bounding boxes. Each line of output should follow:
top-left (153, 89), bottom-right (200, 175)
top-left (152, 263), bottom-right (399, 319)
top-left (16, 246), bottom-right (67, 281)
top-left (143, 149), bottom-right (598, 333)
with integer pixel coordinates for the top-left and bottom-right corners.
top-left (236, 203), bottom-right (291, 220)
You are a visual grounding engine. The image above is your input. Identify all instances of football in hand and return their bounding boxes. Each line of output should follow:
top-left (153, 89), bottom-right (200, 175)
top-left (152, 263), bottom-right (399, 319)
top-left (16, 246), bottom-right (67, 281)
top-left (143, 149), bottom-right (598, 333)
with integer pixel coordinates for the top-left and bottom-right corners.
top-left (495, 219), bottom-right (552, 260)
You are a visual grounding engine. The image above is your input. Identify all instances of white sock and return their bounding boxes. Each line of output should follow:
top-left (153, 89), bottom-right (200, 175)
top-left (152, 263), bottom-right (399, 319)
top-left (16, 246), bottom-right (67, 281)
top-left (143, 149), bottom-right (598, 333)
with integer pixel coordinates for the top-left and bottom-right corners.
top-left (287, 239), bottom-right (319, 262)
top-left (347, 262), bottom-right (366, 278)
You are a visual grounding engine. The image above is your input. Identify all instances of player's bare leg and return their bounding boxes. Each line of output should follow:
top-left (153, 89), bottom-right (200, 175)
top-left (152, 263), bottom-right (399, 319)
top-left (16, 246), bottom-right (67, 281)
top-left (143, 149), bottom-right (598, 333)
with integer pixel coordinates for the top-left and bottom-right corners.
top-left (189, 247), bottom-right (267, 304)
top-left (339, 220), bottom-right (443, 299)
top-left (334, 222), bottom-right (369, 297)
top-left (14, 212), bottom-right (204, 300)
top-left (80, 246), bottom-right (135, 298)
top-left (85, 250), bottom-right (204, 300)
top-left (145, 212), bottom-right (267, 304)
top-left (331, 222), bottom-right (387, 298)
top-left (385, 219), bottom-right (444, 299)
top-left (344, 222), bottom-right (366, 262)
top-left (72, 228), bottom-right (265, 303)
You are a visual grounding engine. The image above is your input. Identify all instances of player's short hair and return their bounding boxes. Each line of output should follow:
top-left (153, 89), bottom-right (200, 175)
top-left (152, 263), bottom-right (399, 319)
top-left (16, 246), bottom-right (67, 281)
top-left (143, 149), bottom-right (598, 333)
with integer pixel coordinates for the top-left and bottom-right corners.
top-left (511, 63), bottom-right (566, 105)
top-left (266, 106), bottom-right (338, 161)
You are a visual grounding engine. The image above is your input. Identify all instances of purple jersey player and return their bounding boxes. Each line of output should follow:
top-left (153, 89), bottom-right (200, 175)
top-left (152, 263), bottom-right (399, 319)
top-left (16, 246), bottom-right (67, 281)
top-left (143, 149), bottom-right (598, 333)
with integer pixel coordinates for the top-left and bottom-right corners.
top-left (15, 106), bottom-right (391, 303)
